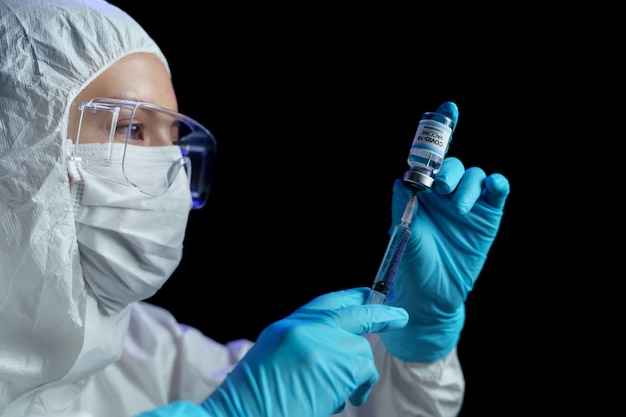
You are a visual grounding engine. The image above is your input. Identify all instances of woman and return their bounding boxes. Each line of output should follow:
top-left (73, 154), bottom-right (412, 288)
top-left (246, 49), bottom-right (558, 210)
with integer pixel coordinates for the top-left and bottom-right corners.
top-left (0, 0), bottom-right (510, 416)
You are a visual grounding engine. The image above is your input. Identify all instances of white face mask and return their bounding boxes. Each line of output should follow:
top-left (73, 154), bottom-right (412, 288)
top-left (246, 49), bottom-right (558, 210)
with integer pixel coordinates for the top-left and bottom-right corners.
top-left (67, 143), bottom-right (192, 314)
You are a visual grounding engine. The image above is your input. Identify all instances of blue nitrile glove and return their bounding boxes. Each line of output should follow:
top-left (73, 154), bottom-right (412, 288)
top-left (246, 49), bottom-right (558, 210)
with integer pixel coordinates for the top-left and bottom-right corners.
top-left (379, 102), bottom-right (510, 363)
top-left (197, 287), bottom-right (408, 417)
top-left (135, 288), bottom-right (408, 417)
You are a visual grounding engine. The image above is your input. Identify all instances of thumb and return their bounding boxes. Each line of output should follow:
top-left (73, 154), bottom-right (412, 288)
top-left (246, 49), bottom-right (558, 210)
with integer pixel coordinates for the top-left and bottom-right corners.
top-left (293, 288), bottom-right (409, 335)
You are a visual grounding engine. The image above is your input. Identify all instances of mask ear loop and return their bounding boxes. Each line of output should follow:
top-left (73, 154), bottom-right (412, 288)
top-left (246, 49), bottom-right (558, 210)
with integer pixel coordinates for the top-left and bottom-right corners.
top-left (66, 142), bottom-right (86, 217)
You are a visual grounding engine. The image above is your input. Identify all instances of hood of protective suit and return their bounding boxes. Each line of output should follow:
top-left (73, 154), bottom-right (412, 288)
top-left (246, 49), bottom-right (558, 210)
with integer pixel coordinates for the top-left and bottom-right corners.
top-left (0, 0), bottom-right (170, 414)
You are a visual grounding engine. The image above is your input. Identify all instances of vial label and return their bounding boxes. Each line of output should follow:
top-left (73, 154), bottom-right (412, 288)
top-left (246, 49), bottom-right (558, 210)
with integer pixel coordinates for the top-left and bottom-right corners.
top-left (407, 119), bottom-right (452, 173)
top-left (411, 120), bottom-right (452, 158)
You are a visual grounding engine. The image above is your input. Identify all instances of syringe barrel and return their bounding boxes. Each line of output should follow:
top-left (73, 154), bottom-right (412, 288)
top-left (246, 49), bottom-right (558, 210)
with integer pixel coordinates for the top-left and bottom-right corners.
top-left (365, 223), bottom-right (411, 304)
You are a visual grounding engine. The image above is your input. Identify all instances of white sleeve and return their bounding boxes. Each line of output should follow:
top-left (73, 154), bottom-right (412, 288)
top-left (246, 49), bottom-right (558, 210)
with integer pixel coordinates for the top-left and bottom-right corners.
top-left (337, 333), bottom-right (465, 417)
top-left (69, 301), bottom-right (254, 416)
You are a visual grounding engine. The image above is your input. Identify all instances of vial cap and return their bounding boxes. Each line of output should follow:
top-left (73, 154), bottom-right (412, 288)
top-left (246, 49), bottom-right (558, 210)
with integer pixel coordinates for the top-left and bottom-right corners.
top-left (402, 170), bottom-right (434, 192)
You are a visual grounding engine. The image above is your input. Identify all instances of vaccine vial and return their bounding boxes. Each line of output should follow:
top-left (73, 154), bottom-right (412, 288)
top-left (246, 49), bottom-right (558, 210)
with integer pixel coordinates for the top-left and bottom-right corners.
top-left (403, 111), bottom-right (455, 191)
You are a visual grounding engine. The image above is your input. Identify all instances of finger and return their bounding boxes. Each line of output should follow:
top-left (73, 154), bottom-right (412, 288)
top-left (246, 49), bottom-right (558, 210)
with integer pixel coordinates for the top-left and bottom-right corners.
top-left (393, 178), bottom-right (415, 200)
top-left (349, 378), bottom-right (375, 407)
top-left (348, 352), bottom-right (378, 408)
top-left (329, 304), bottom-right (409, 335)
top-left (333, 401), bottom-right (349, 414)
top-left (451, 166), bottom-right (487, 215)
top-left (482, 173), bottom-right (510, 210)
top-left (433, 157), bottom-right (465, 194)
top-left (292, 288), bottom-right (408, 334)
top-left (303, 287), bottom-right (371, 310)
top-left (435, 101), bottom-right (459, 131)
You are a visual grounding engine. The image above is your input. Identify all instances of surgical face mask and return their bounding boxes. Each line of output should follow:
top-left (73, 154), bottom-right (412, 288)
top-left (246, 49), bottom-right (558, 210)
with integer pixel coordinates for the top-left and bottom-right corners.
top-left (68, 143), bottom-right (193, 314)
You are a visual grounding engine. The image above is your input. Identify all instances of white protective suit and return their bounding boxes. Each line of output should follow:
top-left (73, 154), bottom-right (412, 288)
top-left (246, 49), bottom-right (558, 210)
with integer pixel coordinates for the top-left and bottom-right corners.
top-left (0, 0), bottom-right (465, 416)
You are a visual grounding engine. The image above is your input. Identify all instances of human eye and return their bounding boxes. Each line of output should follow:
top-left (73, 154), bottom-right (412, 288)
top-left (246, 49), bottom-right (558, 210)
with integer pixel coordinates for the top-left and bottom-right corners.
top-left (115, 121), bottom-right (145, 143)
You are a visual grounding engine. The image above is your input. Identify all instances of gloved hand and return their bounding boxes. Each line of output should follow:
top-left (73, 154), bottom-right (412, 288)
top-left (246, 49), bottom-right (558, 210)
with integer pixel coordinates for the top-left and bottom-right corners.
top-left (379, 101), bottom-right (510, 363)
top-left (200, 287), bottom-right (409, 417)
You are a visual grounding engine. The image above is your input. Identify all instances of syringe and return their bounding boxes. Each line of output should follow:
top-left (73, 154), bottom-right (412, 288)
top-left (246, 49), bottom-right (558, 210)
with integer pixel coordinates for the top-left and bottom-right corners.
top-left (365, 193), bottom-right (417, 304)
top-left (365, 104), bottom-right (456, 304)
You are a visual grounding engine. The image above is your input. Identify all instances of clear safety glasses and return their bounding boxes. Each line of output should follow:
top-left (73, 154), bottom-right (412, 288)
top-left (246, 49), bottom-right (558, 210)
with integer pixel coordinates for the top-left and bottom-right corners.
top-left (66, 98), bottom-right (217, 209)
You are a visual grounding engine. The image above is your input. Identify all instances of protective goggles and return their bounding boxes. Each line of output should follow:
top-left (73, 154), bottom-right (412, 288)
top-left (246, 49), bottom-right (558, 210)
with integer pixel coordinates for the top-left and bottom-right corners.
top-left (66, 98), bottom-right (216, 209)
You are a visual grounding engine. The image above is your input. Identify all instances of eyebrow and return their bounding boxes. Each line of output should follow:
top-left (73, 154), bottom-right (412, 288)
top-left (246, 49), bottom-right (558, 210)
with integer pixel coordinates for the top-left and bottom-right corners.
top-left (108, 94), bottom-right (145, 103)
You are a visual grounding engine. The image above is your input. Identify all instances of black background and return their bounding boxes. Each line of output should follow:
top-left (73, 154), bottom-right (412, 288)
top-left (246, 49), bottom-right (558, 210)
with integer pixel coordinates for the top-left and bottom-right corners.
top-left (106, 2), bottom-right (564, 415)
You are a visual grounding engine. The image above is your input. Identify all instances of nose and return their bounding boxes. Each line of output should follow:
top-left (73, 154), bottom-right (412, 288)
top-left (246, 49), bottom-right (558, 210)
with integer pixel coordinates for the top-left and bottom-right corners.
top-left (151, 130), bottom-right (174, 146)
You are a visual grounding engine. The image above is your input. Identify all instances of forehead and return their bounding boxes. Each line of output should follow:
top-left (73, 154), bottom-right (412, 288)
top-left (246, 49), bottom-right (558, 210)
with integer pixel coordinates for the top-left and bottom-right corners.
top-left (74, 53), bottom-right (178, 112)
